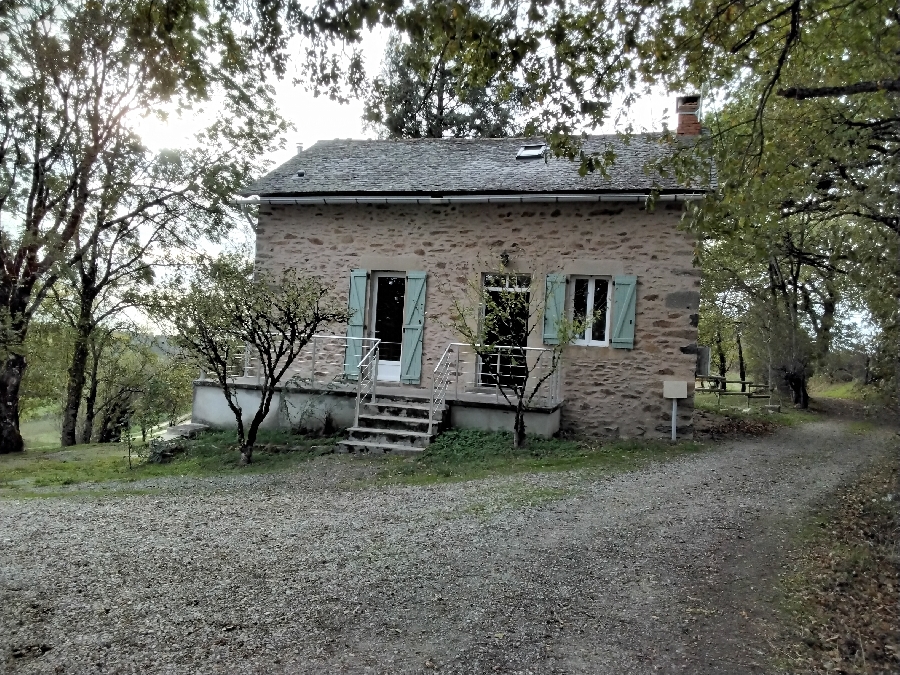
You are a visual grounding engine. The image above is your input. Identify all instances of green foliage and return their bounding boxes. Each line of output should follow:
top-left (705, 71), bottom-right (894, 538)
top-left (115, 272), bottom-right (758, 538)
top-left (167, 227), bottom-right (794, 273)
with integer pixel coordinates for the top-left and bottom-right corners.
top-left (161, 255), bottom-right (348, 459)
top-left (364, 29), bottom-right (522, 139)
top-left (19, 321), bottom-right (75, 418)
top-left (0, 0), bottom-right (289, 452)
top-left (375, 428), bottom-right (705, 484)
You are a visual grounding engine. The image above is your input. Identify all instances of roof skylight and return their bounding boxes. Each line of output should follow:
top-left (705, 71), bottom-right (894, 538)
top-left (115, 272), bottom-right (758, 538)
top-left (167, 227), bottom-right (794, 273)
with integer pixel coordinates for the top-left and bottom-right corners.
top-left (516, 144), bottom-right (546, 160)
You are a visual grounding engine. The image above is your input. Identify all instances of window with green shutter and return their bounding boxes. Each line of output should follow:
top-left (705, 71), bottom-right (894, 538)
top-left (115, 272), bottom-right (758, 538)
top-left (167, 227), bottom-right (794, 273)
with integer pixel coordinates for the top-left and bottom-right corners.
top-left (611, 275), bottom-right (637, 349)
top-left (343, 269), bottom-right (368, 378)
top-left (570, 276), bottom-right (611, 346)
top-left (400, 271), bottom-right (427, 384)
top-left (542, 273), bottom-right (566, 344)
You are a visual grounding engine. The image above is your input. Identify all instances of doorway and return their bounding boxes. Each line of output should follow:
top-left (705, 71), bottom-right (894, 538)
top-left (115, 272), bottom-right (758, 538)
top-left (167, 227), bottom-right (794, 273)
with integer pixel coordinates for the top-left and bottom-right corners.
top-left (479, 274), bottom-right (531, 389)
top-left (371, 273), bottom-right (406, 382)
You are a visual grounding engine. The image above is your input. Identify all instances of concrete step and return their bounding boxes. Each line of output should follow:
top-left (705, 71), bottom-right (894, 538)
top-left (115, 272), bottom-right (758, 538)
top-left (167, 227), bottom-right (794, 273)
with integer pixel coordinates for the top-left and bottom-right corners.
top-left (363, 400), bottom-right (441, 419)
top-left (346, 427), bottom-right (434, 448)
top-left (158, 422), bottom-right (208, 442)
top-left (357, 413), bottom-right (432, 430)
top-left (337, 440), bottom-right (424, 456)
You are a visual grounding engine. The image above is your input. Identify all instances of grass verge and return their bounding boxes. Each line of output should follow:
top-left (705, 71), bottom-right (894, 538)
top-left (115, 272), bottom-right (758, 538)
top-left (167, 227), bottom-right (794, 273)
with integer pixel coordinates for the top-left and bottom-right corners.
top-left (695, 392), bottom-right (816, 427)
top-left (371, 428), bottom-right (706, 485)
top-left (776, 455), bottom-right (899, 674)
top-left (0, 430), bottom-right (338, 496)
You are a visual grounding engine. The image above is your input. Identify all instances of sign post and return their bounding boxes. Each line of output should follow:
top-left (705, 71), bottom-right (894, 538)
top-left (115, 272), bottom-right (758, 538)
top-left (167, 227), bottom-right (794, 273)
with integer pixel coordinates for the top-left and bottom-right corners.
top-left (663, 380), bottom-right (688, 441)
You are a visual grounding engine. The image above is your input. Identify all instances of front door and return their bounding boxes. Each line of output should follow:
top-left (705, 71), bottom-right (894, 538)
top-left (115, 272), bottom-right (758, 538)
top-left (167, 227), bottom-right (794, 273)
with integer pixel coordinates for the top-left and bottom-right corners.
top-left (371, 274), bottom-right (406, 382)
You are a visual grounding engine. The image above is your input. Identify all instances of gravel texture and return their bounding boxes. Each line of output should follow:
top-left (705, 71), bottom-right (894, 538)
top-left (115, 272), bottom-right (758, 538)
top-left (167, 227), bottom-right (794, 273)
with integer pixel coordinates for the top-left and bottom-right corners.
top-left (0, 420), bottom-right (895, 674)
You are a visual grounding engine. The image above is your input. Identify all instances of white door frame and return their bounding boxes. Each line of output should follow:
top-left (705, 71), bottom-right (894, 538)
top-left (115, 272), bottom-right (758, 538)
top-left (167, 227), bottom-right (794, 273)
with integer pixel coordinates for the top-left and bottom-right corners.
top-left (369, 271), bottom-right (406, 382)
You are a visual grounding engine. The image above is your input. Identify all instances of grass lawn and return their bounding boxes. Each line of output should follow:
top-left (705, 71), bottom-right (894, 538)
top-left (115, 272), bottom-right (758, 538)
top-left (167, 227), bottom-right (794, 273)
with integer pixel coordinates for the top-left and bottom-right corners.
top-left (2, 424), bottom-right (708, 497)
top-left (21, 414), bottom-right (64, 450)
top-left (0, 430), bottom-right (339, 495)
top-left (371, 429), bottom-right (706, 485)
top-left (694, 391), bottom-right (815, 426)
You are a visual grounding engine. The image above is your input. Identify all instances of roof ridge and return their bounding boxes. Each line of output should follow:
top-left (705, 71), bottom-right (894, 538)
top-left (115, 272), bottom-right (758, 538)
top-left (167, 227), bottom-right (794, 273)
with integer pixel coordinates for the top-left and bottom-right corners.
top-left (305, 133), bottom-right (663, 149)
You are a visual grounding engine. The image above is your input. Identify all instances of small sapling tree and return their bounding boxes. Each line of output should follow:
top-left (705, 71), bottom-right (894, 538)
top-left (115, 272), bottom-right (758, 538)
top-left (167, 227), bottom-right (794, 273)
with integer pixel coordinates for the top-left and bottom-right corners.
top-left (447, 268), bottom-right (594, 448)
top-left (165, 257), bottom-right (348, 464)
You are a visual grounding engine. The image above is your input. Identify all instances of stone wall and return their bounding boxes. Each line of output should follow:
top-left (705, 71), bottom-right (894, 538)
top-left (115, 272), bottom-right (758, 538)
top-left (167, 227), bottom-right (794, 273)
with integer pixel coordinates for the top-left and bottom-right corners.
top-left (254, 201), bottom-right (700, 438)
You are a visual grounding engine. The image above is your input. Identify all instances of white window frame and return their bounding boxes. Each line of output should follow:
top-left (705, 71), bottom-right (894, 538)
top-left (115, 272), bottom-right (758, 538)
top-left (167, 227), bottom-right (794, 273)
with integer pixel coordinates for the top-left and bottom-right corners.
top-left (570, 276), bottom-right (612, 347)
top-left (516, 144), bottom-right (546, 160)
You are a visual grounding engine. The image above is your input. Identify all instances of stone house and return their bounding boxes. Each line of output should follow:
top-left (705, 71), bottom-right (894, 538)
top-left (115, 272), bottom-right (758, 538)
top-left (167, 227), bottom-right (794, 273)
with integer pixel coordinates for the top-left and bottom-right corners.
top-left (191, 97), bottom-right (710, 450)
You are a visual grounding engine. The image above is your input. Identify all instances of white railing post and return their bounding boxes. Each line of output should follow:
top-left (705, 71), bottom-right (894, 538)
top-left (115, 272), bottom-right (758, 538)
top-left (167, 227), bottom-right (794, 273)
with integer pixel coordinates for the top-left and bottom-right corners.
top-left (353, 338), bottom-right (381, 428)
top-left (372, 343), bottom-right (379, 404)
top-left (455, 348), bottom-right (460, 400)
top-left (429, 375), bottom-right (436, 436)
top-left (495, 349), bottom-right (501, 403)
top-left (311, 337), bottom-right (317, 385)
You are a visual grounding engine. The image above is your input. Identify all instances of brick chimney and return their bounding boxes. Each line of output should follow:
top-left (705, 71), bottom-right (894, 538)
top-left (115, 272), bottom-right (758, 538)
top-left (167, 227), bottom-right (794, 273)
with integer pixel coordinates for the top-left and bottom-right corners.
top-left (676, 95), bottom-right (701, 136)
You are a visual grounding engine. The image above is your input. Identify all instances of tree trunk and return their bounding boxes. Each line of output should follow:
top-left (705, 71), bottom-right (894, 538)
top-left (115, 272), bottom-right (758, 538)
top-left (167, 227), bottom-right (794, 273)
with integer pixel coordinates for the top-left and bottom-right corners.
top-left (895, 245), bottom-right (900, 408)
top-left (97, 393), bottom-right (131, 443)
top-left (736, 330), bottom-right (747, 393)
top-left (784, 369), bottom-right (810, 409)
top-left (513, 399), bottom-right (526, 448)
top-left (432, 59), bottom-right (446, 138)
top-left (714, 327), bottom-right (728, 390)
top-left (799, 377), bottom-right (810, 409)
top-left (61, 296), bottom-right (95, 447)
top-left (80, 349), bottom-right (100, 444)
top-left (0, 352), bottom-right (26, 454)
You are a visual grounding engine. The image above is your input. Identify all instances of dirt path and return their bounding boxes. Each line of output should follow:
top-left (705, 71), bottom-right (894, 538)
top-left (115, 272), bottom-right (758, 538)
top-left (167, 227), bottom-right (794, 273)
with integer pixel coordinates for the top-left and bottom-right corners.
top-left (0, 419), bottom-right (895, 674)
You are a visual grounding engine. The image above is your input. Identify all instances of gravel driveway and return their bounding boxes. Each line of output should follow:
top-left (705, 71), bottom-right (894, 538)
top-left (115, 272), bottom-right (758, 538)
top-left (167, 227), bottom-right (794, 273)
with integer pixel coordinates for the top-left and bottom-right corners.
top-left (1, 420), bottom-right (895, 674)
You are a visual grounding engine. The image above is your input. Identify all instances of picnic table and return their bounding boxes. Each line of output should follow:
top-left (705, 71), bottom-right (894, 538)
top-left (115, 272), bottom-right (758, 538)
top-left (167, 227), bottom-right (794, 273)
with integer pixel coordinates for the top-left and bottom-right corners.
top-left (695, 375), bottom-right (770, 407)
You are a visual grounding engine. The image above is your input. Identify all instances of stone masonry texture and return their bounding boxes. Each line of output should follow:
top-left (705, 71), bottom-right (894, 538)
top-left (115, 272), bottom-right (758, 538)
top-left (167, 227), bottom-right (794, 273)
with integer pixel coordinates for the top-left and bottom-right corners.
top-left (254, 201), bottom-right (700, 439)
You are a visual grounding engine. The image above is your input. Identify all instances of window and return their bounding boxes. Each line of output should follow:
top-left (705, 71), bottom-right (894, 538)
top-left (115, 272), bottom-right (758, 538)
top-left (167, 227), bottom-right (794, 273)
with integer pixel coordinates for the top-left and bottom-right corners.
top-left (571, 277), bottom-right (610, 346)
top-left (481, 274), bottom-right (530, 387)
top-left (516, 143), bottom-right (546, 160)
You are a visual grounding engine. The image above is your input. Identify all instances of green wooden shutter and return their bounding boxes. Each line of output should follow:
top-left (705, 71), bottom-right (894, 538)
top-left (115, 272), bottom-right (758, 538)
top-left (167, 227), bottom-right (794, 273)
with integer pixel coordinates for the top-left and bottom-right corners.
top-left (400, 271), bottom-right (426, 384)
top-left (343, 269), bottom-right (368, 378)
top-left (542, 273), bottom-right (566, 344)
top-left (611, 275), bottom-right (637, 349)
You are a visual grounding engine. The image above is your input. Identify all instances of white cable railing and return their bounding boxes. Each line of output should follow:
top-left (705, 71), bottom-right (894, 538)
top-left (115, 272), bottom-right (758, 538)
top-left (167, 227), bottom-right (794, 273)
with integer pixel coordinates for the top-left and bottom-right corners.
top-left (354, 340), bottom-right (380, 426)
top-left (429, 343), bottom-right (563, 434)
top-left (429, 344), bottom-right (459, 435)
top-left (204, 335), bottom-right (380, 387)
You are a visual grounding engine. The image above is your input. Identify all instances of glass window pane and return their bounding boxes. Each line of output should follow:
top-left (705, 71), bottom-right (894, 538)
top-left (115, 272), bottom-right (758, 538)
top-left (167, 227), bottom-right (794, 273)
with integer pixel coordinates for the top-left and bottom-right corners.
top-left (592, 279), bottom-right (609, 342)
top-left (573, 278), bottom-right (588, 340)
top-left (483, 274), bottom-right (503, 289)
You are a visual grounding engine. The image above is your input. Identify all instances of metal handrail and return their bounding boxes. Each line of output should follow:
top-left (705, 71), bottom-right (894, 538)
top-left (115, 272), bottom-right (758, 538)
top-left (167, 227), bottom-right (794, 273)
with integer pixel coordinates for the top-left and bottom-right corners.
top-left (354, 340), bottom-right (380, 427)
top-left (212, 335), bottom-right (380, 386)
top-left (429, 342), bottom-right (563, 431)
top-left (429, 344), bottom-right (458, 435)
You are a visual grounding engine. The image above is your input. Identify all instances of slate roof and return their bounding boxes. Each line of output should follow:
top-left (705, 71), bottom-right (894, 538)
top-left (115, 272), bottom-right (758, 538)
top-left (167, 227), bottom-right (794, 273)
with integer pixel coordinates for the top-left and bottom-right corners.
top-left (241, 134), bottom-right (715, 197)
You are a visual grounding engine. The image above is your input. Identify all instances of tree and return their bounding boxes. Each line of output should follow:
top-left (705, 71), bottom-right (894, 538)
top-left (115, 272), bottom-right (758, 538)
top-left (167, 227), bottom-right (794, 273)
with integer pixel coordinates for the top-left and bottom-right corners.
top-left (0, 0), bottom-right (290, 453)
top-left (47, 120), bottom-right (281, 449)
top-left (629, 0), bottom-right (900, 402)
top-left (163, 257), bottom-right (348, 465)
top-left (364, 29), bottom-right (522, 138)
top-left (446, 267), bottom-right (591, 448)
